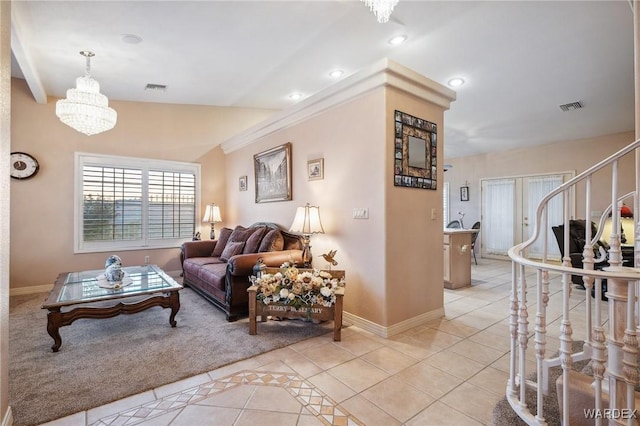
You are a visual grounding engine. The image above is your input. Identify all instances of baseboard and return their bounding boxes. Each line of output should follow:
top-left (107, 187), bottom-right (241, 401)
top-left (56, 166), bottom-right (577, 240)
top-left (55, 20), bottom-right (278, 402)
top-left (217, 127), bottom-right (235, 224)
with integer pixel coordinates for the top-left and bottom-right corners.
top-left (2, 406), bottom-right (13, 426)
top-left (10, 284), bottom-right (52, 296)
top-left (343, 307), bottom-right (445, 338)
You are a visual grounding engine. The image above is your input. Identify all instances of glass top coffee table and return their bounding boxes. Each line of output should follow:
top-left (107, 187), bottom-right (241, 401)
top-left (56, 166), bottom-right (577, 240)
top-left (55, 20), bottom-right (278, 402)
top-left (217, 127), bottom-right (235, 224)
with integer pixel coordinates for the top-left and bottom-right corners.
top-left (42, 264), bottom-right (182, 352)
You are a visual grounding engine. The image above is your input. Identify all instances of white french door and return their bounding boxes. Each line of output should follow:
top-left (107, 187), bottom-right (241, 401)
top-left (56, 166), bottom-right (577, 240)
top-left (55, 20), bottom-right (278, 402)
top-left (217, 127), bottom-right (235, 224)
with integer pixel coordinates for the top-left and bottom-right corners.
top-left (481, 173), bottom-right (572, 260)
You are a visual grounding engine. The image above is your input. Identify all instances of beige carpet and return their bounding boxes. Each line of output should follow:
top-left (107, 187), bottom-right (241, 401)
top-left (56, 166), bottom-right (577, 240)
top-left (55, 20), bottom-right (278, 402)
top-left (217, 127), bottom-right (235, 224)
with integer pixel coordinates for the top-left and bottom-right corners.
top-left (9, 285), bottom-right (335, 426)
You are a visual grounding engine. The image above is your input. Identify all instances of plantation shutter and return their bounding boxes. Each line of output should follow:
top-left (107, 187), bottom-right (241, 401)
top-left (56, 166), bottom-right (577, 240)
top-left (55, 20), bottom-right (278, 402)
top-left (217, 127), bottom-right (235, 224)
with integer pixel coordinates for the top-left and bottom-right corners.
top-left (148, 170), bottom-right (196, 240)
top-left (82, 165), bottom-right (143, 242)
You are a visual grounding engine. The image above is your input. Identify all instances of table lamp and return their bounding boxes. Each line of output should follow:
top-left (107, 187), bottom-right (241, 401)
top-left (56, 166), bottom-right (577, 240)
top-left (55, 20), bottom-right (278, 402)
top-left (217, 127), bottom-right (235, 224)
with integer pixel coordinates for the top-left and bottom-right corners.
top-left (290, 203), bottom-right (324, 267)
top-left (202, 204), bottom-right (222, 240)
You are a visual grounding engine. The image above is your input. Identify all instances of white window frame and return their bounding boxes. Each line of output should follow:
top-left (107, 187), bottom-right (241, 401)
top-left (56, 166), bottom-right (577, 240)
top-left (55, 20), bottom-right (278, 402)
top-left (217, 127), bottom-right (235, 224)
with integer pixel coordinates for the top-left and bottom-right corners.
top-left (74, 152), bottom-right (201, 254)
top-left (443, 182), bottom-right (450, 228)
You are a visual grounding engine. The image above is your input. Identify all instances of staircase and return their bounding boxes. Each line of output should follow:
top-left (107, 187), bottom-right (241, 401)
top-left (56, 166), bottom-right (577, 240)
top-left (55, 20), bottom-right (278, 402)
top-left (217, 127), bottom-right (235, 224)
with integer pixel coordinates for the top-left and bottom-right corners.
top-left (507, 138), bottom-right (640, 425)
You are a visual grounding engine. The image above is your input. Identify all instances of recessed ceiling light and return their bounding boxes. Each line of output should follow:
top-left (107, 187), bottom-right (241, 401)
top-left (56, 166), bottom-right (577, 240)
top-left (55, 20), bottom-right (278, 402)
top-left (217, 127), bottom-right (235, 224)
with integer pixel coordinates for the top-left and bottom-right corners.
top-left (329, 69), bottom-right (344, 78)
top-left (388, 35), bottom-right (407, 46)
top-left (289, 92), bottom-right (303, 100)
top-left (122, 34), bottom-right (143, 44)
top-left (447, 77), bottom-right (465, 88)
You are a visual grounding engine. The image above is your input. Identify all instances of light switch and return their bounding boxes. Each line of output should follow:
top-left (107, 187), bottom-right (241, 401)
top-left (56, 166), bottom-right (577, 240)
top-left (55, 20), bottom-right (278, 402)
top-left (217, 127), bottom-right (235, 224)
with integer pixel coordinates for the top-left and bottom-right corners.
top-left (353, 208), bottom-right (369, 219)
top-left (431, 208), bottom-right (437, 220)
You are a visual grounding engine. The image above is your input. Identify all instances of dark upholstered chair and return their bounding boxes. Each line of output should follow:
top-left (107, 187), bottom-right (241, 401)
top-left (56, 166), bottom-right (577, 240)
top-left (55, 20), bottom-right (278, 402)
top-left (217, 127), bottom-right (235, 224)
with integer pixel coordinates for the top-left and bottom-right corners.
top-left (446, 220), bottom-right (462, 229)
top-left (551, 220), bottom-right (607, 286)
top-left (470, 221), bottom-right (481, 265)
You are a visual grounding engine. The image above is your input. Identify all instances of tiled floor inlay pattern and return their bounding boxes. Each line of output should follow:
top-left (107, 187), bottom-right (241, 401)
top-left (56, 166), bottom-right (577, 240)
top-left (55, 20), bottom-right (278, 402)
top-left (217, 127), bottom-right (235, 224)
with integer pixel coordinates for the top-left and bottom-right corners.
top-left (93, 370), bottom-right (363, 426)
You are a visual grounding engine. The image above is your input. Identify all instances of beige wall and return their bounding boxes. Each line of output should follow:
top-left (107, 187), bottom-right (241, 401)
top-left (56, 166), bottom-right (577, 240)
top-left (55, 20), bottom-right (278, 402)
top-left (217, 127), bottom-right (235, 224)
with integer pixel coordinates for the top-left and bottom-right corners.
top-left (385, 87), bottom-right (446, 325)
top-left (1, 1), bottom-right (10, 423)
top-left (226, 88), bottom-right (388, 325)
top-left (225, 85), bottom-right (448, 328)
top-left (444, 131), bottom-right (637, 228)
top-left (10, 78), bottom-right (274, 290)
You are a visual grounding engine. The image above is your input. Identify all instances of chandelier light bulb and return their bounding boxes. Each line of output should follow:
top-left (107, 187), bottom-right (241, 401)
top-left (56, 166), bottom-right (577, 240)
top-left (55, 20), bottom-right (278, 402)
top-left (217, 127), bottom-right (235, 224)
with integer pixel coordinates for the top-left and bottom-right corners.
top-left (360, 0), bottom-right (399, 23)
top-left (55, 51), bottom-right (117, 136)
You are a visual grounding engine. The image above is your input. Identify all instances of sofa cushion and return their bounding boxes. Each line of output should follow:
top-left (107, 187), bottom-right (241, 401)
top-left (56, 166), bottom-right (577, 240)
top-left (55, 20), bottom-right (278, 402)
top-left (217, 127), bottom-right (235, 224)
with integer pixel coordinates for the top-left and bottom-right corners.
top-left (258, 229), bottom-right (284, 252)
top-left (211, 227), bottom-right (233, 257)
top-left (197, 263), bottom-right (227, 292)
top-left (243, 226), bottom-right (268, 254)
top-left (220, 241), bottom-right (245, 262)
top-left (184, 257), bottom-right (225, 269)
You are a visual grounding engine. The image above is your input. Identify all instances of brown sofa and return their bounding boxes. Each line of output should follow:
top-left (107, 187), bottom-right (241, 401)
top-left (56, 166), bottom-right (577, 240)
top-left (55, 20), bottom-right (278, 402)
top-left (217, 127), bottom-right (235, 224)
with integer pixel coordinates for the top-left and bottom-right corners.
top-left (181, 222), bottom-right (303, 321)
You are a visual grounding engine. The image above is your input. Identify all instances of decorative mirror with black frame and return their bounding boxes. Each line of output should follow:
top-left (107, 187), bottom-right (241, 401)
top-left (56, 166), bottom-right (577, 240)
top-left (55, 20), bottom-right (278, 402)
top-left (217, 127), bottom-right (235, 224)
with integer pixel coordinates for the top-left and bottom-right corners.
top-left (393, 110), bottom-right (437, 190)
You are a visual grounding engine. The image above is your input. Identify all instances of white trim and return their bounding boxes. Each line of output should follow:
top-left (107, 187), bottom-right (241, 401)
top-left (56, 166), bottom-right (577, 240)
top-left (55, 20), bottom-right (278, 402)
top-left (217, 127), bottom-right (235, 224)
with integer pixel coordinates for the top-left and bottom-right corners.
top-left (2, 406), bottom-right (13, 426)
top-left (10, 284), bottom-right (53, 296)
top-left (343, 307), bottom-right (445, 338)
top-left (221, 58), bottom-right (456, 154)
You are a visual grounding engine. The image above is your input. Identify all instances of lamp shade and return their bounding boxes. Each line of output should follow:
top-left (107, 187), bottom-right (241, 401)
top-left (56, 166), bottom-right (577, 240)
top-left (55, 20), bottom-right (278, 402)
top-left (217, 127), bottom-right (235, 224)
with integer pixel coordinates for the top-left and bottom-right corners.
top-left (202, 204), bottom-right (222, 223)
top-left (290, 203), bottom-right (324, 235)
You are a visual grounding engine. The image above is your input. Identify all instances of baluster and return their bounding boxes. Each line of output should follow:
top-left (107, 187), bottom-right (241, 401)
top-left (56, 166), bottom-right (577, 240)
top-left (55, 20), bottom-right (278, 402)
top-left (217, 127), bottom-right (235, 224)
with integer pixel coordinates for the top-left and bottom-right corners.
top-left (518, 263), bottom-right (529, 407)
top-left (606, 276), bottom-right (632, 423)
top-left (592, 276), bottom-right (606, 426)
top-left (509, 260), bottom-right (520, 397)
top-left (535, 268), bottom-right (548, 423)
top-left (584, 176), bottom-right (595, 350)
top-left (623, 281), bottom-right (638, 426)
top-left (559, 189), bottom-right (574, 426)
top-left (559, 301), bottom-right (574, 425)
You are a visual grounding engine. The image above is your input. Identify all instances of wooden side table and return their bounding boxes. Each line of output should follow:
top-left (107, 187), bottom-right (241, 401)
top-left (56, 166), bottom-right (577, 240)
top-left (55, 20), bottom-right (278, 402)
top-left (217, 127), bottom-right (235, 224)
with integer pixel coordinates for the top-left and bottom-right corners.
top-left (248, 269), bottom-right (345, 341)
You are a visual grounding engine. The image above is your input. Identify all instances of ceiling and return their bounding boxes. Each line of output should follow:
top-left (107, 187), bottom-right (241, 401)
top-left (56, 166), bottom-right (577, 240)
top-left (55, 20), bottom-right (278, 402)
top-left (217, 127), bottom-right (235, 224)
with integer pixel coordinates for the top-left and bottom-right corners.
top-left (10, 1), bottom-right (635, 158)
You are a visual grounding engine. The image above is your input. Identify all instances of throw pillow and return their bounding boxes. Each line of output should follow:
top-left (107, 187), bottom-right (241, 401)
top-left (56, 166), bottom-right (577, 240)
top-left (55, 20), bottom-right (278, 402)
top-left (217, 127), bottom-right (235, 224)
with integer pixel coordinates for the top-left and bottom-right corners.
top-left (211, 227), bottom-right (233, 257)
top-left (282, 231), bottom-right (302, 250)
top-left (220, 241), bottom-right (245, 262)
top-left (243, 226), bottom-right (268, 254)
top-left (258, 229), bottom-right (285, 252)
top-left (228, 226), bottom-right (252, 244)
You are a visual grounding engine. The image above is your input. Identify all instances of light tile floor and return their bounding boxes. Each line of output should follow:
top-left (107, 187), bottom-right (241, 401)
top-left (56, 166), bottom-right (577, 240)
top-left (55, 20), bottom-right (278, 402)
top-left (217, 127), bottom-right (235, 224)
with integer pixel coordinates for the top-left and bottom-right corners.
top-left (41, 258), bottom-right (597, 426)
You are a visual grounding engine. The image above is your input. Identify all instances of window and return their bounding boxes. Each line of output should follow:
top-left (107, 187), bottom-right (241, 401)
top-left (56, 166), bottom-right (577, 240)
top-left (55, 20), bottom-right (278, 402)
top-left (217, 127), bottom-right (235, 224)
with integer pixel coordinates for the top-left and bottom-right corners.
top-left (75, 153), bottom-right (200, 253)
top-left (443, 182), bottom-right (450, 228)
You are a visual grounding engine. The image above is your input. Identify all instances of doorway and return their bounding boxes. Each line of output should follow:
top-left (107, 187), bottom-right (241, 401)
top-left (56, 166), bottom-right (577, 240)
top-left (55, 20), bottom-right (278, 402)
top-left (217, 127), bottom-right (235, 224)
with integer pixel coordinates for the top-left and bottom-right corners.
top-left (480, 172), bottom-right (573, 260)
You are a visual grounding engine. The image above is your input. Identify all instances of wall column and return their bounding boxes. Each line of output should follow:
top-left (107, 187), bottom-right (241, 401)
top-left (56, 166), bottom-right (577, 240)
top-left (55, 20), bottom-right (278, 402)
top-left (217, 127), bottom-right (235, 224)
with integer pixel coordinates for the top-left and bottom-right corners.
top-left (0, 0), bottom-right (12, 424)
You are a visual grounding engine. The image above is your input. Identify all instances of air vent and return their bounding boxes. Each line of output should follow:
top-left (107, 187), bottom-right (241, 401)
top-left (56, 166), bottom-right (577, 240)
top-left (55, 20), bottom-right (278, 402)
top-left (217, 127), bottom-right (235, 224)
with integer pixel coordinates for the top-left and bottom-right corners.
top-left (559, 101), bottom-right (583, 112)
top-left (145, 83), bottom-right (167, 92)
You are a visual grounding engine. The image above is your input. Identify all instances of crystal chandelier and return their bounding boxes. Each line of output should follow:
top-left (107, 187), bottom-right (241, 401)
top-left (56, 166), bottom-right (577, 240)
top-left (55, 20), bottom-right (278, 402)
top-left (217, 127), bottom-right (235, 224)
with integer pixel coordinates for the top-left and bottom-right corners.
top-left (55, 51), bottom-right (117, 136)
top-left (360, 0), bottom-right (399, 23)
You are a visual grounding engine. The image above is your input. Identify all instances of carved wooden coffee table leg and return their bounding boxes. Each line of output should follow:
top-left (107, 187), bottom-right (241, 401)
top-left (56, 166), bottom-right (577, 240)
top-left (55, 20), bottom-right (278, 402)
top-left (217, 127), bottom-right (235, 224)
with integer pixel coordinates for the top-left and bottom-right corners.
top-left (168, 291), bottom-right (180, 327)
top-left (46, 308), bottom-right (63, 352)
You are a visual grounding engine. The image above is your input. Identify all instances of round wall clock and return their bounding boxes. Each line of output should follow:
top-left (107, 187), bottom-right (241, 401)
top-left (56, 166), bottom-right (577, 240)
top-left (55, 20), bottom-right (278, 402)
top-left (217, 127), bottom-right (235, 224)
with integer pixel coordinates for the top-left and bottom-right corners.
top-left (10, 152), bottom-right (39, 180)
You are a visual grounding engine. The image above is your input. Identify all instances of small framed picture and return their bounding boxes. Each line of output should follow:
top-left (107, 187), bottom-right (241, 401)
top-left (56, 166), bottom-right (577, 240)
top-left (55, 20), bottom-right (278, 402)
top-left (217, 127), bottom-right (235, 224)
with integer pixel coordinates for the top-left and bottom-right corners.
top-left (460, 186), bottom-right (469, 202)
top-left (239, 175), bottom-right (248, 191)
top-left (308, 158), bottom-right (324, 181)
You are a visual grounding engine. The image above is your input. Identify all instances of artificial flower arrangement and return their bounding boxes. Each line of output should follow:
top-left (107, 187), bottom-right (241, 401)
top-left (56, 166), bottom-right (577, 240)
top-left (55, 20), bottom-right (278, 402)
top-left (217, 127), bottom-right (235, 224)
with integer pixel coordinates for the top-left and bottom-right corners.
top-left (250, 262), bottom-right (346, 309)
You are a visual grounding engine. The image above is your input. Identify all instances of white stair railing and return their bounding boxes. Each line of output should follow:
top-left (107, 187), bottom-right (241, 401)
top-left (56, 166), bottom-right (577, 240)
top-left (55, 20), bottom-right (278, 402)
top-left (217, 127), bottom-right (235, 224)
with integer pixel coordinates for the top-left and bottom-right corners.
top-left (507, 138), bottom-right (640, 425)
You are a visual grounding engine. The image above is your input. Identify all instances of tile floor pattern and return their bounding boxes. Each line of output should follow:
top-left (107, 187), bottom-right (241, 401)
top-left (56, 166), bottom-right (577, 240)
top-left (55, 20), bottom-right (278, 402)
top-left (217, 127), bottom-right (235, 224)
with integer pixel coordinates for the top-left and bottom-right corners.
top-left (41, 258), bottom-right (599, 426)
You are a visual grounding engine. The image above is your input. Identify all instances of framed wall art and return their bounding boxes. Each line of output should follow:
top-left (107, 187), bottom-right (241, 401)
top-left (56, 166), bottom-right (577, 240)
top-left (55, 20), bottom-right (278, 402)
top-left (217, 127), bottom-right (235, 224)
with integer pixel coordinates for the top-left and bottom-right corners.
top-left (460, 186), bottom-right (469, 201)
top-left (393, 110), bottom-right (438, 190)
top-left (239, 175), bottom-right (248, 191)
top-left (308, 158), bottom-right (324, 181)
top-left (254, 142), bottom-right (292, 203)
